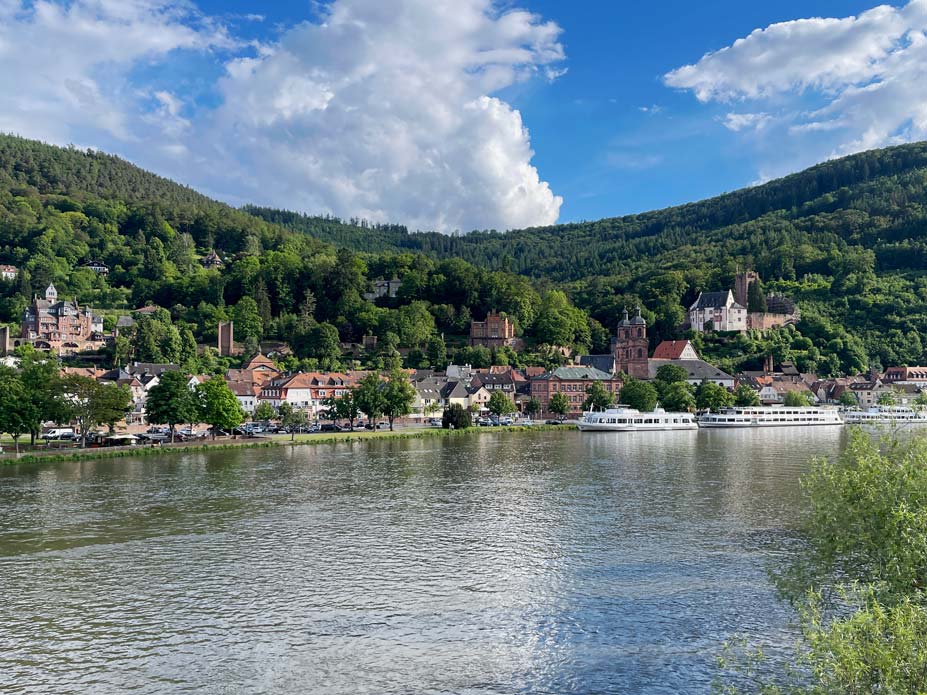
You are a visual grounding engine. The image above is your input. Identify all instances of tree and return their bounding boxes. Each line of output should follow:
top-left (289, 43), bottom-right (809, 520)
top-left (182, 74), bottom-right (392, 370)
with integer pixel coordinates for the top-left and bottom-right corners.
top-left (660, 381), bottom-right (696, 412)
top-left (252, 401), bottom-right (276, 422)
top-left (654, 364), bottom-right (688, 385)
top-left (278, 402), bottom-right (308, 441)
top-left (16, 346), bottom-right (68, 446)
top-left (196, 377), bottom-right (245, 438)
top-left (548, 392), bottom-right (570, 421)
top-left (487, 390), bottom-right (517, 417)
top-left (783, 390), bottom-right (813, 407)
top-left (581, 381), bottom-right (614, 412)
top-left (914, 391), bottom-right (927, 409)
top-left (619, 377), bottom-right (658, 412)
top-left (877, 390), bottom-right (897, 406)
top-left (0, 367), bottom-right (28, 453)
top-left (524, 397), bottom-right (541, 418)
top-left (325, 392), bottom-right (360, 429)
top-left (145, 370), bottom-right (199, 442)
top-left (61, 375), bottom-right (133, 447)
top-left (747, 278), bottom-right (767, 313)
top-left (381, 368), bottom-right (416, 430)
top-left (232, 296), bottom-right (263, 343)
top-left (695, 381), bottom-right (734, 412)
top-left (425, 335), bottom-right (448, 370)
top-left (442, 403), bottom-right (472, 429)
top-left (354, 373), bottom-right (385, 423)
top-left (733, 384), bottom-right (761, 407)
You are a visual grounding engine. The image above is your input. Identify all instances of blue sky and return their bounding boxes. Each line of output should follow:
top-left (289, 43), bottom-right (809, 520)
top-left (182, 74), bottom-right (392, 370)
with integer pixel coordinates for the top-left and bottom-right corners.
top-left (1, 0), bottom-right (924, 231)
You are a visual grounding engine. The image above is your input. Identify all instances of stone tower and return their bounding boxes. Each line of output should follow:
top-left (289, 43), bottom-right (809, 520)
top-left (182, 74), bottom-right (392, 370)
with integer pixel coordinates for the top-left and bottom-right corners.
top-left (218, 321), bottom-right (235, 357)
top-left (45, 283), bottom-right (58, 303)
top-left (614, 307), bottom-right (650, 379)
top-left (734, 271), bottom-right (759, 308)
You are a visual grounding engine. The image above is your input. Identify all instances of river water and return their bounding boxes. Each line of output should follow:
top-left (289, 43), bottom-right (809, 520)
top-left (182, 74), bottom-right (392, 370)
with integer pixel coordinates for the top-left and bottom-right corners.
top-left (0, 428), bottom-right (848, 694)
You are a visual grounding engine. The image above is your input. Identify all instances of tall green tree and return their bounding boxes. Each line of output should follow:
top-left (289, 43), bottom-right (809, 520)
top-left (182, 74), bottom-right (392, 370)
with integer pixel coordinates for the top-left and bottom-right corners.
top-left (733, 384), bottom-right (761, 407)
top-left (582, 381), bottom-right (614, 412)
top-left (252, 401), bottom-right (276, 422)
top-left (278, 401), bottom-right (308, 441)
top-left (381, 368), bottom-right (416, 430)
top-left (696, 381), bottom-right (734, 412)
top-left (487, 390), bottom-right (517, 417)
top-left (0, 367), bottom-right (28, 453)
top-left (548, 392), bottom-right (570, 421)
top-left (619, 378), bottom-right (658, 412)
top-left (660, 381), bottom-right (696, 412)
top-left (145, 370), bottom-right (199, 442)
top-left (61, 375), bottom-right (133, 446)
top-left (783, 390), bottom-right (813, 407)
top-left (196, 377), bottom-right (245, 438)
top-left (524, 397), bottom-right (541, 418)
top-left (354, 373), bottom-right (385, 423)
top-left (16, 346), bottom-right (68, 445)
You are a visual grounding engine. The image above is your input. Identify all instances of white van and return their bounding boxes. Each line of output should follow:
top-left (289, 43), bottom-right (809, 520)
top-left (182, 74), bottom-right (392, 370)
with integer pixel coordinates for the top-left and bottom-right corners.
top-left (43, 428), bottom-right (76, 440)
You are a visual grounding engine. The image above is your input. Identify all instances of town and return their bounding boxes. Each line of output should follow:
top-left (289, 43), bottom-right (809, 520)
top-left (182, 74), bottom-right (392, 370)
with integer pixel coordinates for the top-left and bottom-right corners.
top-left (1, 269), bottom-right (924, 453)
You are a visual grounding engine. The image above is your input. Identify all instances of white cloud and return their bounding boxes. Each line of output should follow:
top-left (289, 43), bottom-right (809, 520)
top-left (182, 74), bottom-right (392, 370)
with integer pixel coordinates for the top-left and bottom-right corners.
top-left (665, 0), bottom-right (927, 172)
top-left (0, 0), bottom-right (565, 232)
top-left (203, 0), bottom-right (565, 231)
top-left (0, 0), bottom-right (232, 143)
top-left (723, 112), bottom-right (770, 132)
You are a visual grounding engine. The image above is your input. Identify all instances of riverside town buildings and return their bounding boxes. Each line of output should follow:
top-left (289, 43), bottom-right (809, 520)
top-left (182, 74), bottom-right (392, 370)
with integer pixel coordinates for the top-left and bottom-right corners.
top-left (10, 284), bottom-right (104, 355)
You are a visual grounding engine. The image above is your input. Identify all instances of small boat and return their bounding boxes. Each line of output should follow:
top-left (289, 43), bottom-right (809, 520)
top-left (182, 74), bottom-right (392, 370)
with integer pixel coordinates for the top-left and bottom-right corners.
top-left (844, 406), bottom-right (927, 425)
top-left (698, 406), bottom-right (843, 428)
top-left (577, 406), bottom-right (698, 432)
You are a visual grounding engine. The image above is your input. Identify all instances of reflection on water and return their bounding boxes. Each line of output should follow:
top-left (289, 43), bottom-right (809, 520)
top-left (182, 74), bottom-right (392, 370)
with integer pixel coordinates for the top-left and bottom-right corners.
top-left (0, 428), bottom-right (847, 694)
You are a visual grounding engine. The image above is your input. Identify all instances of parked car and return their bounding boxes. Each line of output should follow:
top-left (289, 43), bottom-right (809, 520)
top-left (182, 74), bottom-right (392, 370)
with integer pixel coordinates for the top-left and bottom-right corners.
top-left (427, 418), bottom-right (442, 427)
top-left (319, 423), bottom-right (344, 432)
top-left (43, 428), bottom-right (76, 440)
top-left (545, 419), bottom-right (564, 425)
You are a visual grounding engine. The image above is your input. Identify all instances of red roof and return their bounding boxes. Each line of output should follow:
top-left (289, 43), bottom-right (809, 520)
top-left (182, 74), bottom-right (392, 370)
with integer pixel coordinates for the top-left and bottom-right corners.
top-left (652, 340), bottom-right (693, 360)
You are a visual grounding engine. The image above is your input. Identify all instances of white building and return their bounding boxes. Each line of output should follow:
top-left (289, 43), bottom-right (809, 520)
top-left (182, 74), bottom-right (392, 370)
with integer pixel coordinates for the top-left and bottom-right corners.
top-left (688, 290), bottom-right (747, 332)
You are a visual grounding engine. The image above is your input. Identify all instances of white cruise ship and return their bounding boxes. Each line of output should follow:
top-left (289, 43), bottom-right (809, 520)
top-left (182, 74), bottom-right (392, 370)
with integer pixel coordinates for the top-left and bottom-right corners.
top-left (844, 406), bottom-right (927, 425)
top-left (698, 406), bottom-right (843, 428)
top-left (577, 407), bottom-right (698, 432)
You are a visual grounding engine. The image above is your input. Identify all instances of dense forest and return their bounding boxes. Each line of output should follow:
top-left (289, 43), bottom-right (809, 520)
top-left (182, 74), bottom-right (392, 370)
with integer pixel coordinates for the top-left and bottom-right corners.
top-left (3, 133), bottom-right (927, 376)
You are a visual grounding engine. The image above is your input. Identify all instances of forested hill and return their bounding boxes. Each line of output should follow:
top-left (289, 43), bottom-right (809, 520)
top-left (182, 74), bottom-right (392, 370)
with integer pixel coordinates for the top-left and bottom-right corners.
top-left (248, 141), bottom-right (927, 282)
top-left (3, 131), bottom-right (927, 375)
top-left (250, 141), bottom-right (927, 373)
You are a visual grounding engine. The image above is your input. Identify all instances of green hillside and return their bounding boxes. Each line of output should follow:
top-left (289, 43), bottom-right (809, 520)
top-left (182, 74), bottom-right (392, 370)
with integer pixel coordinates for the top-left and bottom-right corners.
top-left (250, 142), bottom-right (927, 373)
top-left (3, 132), bottom-right (927, 375)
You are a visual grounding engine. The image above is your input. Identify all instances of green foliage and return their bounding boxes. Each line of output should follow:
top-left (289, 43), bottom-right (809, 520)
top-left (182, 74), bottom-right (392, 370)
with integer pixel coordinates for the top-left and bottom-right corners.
top-left (145, 370), bottom-right (200, 440)
top-left (839, 390), bottom-right (859, 407)
top-left (61, 375), bottom-right (133, 445)
top-left (277, 401), bottom-right (309, 441)
top-left (353, 373), bottom-right (385, 422)
top-left (381, 368), bottom-right (416, 430)
top-left (548, 392), bottom-right (570, 420)
top-left (733, 384), bottom-right (761, 407)
top-left (655, 364), bottom-right (688, 385)
top-left (696, 381), bottom-right (734, 412)
top-left (487, 390), bottom-right (517, 416)
top-left (524, 397), bottom-right (541, 417)
top-left (877, 390), bottom-right (897, 406)
top-left (619, 377), bottom-right (658, 412)
top-left (660, 381), bottom-right (696, 412)
top-left (252, 401), bottom-right (276, 422)
top-left (325, 392), bottom-right (360, 428)
top-left (195, 377), bottom-right (245, 436)
top-left (0, 367), bottom-right (28, 452)
top-left (442, 403), bottom-right (472, 429)
top-left (783, 390), bottom-right (814, 407)
top-left (581, 381), bottom-right (614, 412)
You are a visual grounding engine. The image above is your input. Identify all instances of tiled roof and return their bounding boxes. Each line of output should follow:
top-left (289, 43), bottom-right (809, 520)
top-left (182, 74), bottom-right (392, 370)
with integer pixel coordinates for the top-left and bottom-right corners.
top-left (690, 290), bottom-right (743, 310)
top-left (647, 359), bottom-right (733, 381)
top-left (534, 366), bottom-right (615, 381)
top-left (578, 354), bottom-right (616, 374)
top-left (651, 340), bottom-right (694, 360)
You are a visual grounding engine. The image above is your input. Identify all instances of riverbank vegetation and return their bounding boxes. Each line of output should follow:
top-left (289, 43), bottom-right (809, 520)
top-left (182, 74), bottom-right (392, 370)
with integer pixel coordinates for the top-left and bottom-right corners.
top-left (718, 429), bottom-right (927, 693)
top-left (1, 424), bottom-right (574, 466)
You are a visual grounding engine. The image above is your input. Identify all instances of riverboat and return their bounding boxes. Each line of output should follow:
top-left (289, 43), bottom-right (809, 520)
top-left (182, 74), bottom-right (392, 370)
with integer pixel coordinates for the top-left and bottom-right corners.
top-left (844, 406), bottom-right (927, 425)
top-left (577, 406), bottom-right (698, 432)
top-left (698, 406), bottom-right (843, 428)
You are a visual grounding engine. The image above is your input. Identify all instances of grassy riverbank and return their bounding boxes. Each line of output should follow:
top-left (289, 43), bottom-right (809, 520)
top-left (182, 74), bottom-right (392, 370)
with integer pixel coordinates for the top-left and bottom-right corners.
top-left (1, 424), bottom-right (575, 466)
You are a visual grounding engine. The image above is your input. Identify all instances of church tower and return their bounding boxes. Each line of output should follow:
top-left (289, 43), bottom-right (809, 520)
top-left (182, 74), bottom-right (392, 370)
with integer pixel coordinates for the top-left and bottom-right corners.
top-left (614, 306), bottom-right (650, 379)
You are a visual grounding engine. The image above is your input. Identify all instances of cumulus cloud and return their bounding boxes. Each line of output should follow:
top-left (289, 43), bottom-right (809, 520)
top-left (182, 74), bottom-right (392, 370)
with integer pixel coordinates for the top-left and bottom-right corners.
top-left (723, 112), bottom-right (770, 132)
top-left (0, 0), bottom-right (565, 232)
top-left (203, 0), bottom-right (565, 231)
top-left (0, 0), bottom-right (232, 143)
top-left (665, 0), bottom-right (927, 170)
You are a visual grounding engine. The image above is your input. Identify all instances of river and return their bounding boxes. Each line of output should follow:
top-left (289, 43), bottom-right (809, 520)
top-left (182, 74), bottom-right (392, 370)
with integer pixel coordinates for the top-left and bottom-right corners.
top-left (0, 427), bottom-right (848, 694)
